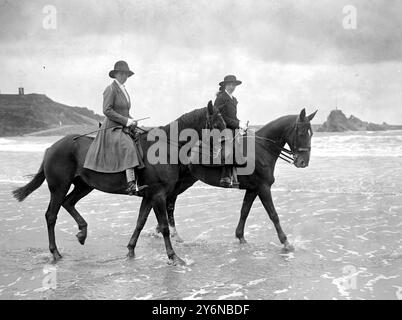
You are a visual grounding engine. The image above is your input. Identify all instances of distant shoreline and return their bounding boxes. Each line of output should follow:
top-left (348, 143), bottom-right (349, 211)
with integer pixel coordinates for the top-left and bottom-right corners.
top-left (2, 121), bottom-right (402, 138)
top-left (1, 125), bottom-right (398, 138)
top-left (23, 124), bottom-right (99, 137)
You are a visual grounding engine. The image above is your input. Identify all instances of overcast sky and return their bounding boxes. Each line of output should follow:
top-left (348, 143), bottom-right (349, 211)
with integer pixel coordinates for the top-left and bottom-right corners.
top-left (0, 0), bottom-right (401, 125)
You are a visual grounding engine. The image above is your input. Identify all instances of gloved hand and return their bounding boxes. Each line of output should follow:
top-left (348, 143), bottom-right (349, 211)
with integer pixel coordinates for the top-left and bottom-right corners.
top-left (239, 120), bottom-right (248, 131)
top-left (126, 118), bottom-right (138, 127)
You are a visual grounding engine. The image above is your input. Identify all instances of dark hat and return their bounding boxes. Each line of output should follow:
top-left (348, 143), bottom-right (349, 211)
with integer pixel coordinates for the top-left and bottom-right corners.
top-left (219, 75), bottom-right (242, 86)
top-left (109, 60), bottom-right (134, 78)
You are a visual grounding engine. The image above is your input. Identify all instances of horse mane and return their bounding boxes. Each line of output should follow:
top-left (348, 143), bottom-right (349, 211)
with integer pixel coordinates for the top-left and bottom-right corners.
top-left (256, 114), bottom-right (298, 138)
top-left (137, 107), bottom-right (207, 146)
top-left (160, 107), bottom-right (207, 133)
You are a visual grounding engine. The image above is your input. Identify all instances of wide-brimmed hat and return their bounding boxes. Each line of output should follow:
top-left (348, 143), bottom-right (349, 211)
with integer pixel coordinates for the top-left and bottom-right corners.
top-left (219, 75), bottom-right (242, 86)
top-left (109, 60), bottom-right (134, 78)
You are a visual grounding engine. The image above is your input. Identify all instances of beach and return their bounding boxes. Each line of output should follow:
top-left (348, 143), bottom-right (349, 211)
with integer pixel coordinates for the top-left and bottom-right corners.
top-left (0, 131), bottom-right (401, 299)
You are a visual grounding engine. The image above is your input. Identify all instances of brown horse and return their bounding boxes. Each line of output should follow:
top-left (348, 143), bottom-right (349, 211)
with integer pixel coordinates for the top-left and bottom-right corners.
top-left (12, 101), bottom-right (226, 265)
top-left (156, 108), bottom-right (317, 252)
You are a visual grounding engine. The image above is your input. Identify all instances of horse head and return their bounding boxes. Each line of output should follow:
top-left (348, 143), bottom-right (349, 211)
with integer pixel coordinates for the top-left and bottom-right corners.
top-left (285, 108), bottom-right (317, 168)
top-left (206, 100), bottom-right (226, 131)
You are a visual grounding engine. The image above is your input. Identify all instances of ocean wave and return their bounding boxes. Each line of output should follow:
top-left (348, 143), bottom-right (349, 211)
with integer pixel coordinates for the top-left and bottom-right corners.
top-left (0, 144), bottom-right (51, 153)
top-left (0, 178), bottom-right (31, 184)
top-left (271, 187), bottom-right (402, 196)
top-left (0, 138), bottom-right (52, 153)
top-left (311, 133), bottom-right (402, 157)
top-left (1, 132), bottom-right (401, 156)
top-left (0, 138), bottom-right (17, 145)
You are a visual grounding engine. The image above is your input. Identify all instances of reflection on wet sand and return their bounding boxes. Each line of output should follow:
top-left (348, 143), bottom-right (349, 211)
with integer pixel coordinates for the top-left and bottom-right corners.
top-left (0, 132), bottom-right (401, 299)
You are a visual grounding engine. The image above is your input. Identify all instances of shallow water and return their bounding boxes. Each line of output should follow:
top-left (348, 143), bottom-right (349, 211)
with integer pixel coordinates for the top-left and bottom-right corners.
top-left (0, 132), bottom-right (401, 299)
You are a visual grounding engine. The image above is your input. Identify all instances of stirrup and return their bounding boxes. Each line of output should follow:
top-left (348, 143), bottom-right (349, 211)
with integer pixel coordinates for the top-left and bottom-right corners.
top-left (231, 181), bottom-right (240, 188)
top-left (126, 181), bottom-right (148, 196)
top-left (135, 184), bottom-right (148, 192)
top-left (221, 176), bottom-right (240, 188)
top-left (220, 178), bottom-right (231, 188)
top-left (219, 177), bottom-right (239, 189)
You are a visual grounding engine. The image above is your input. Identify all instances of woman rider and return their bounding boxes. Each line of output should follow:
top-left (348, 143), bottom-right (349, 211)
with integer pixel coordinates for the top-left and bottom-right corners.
top-left (83, 60), bottom-right (148, 195)
top-left (214, 75), bottom-right (248, 187)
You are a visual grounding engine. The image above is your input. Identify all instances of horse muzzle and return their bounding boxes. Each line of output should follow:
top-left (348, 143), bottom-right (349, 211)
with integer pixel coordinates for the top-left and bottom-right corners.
top-left (293, 153), bottom-right (309, 168)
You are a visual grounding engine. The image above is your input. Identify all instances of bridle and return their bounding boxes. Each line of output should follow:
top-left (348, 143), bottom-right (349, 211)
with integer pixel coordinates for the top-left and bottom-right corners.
top-left (136, 108), bottom-right (226, 158)
top-left (205, 109), bottom-right (225, 131)
top-left (289, 119), bottom-right (313, 154)
top-left (250, 119), bottom-right (313, 164)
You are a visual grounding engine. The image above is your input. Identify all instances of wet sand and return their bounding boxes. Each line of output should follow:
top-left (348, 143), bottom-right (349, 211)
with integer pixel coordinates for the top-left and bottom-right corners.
top-left (0, 134), bottom-right (401, 299)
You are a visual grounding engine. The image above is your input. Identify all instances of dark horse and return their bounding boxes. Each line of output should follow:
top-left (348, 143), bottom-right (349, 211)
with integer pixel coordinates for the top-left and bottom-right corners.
top-left (12, 101), bottom-right (226, 265)
top-left (156, 108), bottom-right (317, 252)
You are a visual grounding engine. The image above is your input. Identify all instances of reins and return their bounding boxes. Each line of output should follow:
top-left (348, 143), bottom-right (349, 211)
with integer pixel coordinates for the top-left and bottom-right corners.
top-left (73, 112), bottom-right (302, 166)
top-left (72, 117), bottom-right (151, 141)
top-left (246, 128), bottom-right (295, 164)
top-left (140, 110), bottom-right (223, 158)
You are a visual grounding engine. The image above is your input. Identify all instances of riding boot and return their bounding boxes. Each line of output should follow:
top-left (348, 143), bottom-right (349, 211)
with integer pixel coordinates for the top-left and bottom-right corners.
top-left (231, 167), bottom-right (240, 188)
top-left (219, 166), bottom-right (231, 188)
top-left (126, 168), bottom-right (148, 196)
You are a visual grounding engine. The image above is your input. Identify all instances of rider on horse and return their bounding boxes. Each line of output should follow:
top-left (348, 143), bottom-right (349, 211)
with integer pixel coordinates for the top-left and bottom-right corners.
top-left (214, 75), bottom-right (248, 188)
top-left (83, 60), bottom-right (148, 196)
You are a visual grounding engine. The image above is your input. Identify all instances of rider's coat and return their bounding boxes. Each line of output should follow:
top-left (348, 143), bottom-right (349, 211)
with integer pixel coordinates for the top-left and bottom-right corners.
top-left (214, 90), bottom-right (241, 130)
top-left (213, 90), bottom-right (246, 165)
top-left (83, 81), bottom-right (141, 173)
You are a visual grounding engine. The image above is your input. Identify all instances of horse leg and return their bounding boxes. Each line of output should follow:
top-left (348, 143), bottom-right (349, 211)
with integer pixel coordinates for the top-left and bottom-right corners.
top-left (155, 174), bottom-right (197, 240)
top-left (235, 189), bottom-right (257, 244)
top-left (45, 186), bottom-right (70, 261)
top-left (258, 184), bottom-right (294, 252)
top-left (153, 195), bottom-right (185, 265)
top-left (127, 197), bottom-right (152, 258)
top-left (166, 196), bottom-right (183, 242)
top-left (62, 178), bottom-right (93, 245)
top-left (155, 196), bottom-right (183, 242)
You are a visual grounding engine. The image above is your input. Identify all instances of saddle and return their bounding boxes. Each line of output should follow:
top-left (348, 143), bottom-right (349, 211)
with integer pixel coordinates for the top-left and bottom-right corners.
top-left (122, 126), bottom-right (146, 169)
top-left (190, 134), bottom-right (249, 168)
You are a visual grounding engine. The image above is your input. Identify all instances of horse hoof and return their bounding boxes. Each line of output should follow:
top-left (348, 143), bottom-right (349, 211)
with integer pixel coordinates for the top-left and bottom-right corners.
top-left (239, 237), bottom-right (247, 245)
top-left (52, 251), bottom-right (62, 262)
top-left (127, 250), bottom-right (135, 259)
top-left (76, 231), bottom-right (86, 245)
top-left (170, 255), bottom-right (186, 266)
top-left (283, 241), bottom-right (295, 252)
top-left (172, 235), bottom-right (184, 243)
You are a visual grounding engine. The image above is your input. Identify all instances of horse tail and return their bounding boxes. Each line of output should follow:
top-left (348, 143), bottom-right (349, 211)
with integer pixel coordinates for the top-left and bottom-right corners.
top-left (12, 156), bottom-right (46, 202)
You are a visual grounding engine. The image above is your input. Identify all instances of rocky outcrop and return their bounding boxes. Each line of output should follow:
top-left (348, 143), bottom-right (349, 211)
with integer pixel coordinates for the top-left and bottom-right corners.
top-left (317, 109), bottom-right (402, 132)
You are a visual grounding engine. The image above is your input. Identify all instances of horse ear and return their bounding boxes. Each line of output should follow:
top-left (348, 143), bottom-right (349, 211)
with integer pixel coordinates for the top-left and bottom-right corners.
top-left (299, 108), bottom-right (306, 121)
top-left (307, 110), bottom-right (318, 121)
top-left (207, 100), bottom-right (214, 115)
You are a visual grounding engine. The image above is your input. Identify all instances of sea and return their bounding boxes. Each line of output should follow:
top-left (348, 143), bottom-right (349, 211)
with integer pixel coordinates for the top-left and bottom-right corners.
top-left (0, 130), bottom-right (401, 300)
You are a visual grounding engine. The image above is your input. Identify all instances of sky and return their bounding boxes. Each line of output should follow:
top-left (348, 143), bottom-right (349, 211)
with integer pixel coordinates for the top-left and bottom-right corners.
top-left (0, 0), bottom-right (401, 125)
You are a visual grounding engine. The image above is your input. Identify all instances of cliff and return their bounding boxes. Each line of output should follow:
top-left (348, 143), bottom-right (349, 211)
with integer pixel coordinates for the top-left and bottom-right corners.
top-left (0, 93), bottom-right (103, 136)
top-left (317, 109), bottom-right (402, 132)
